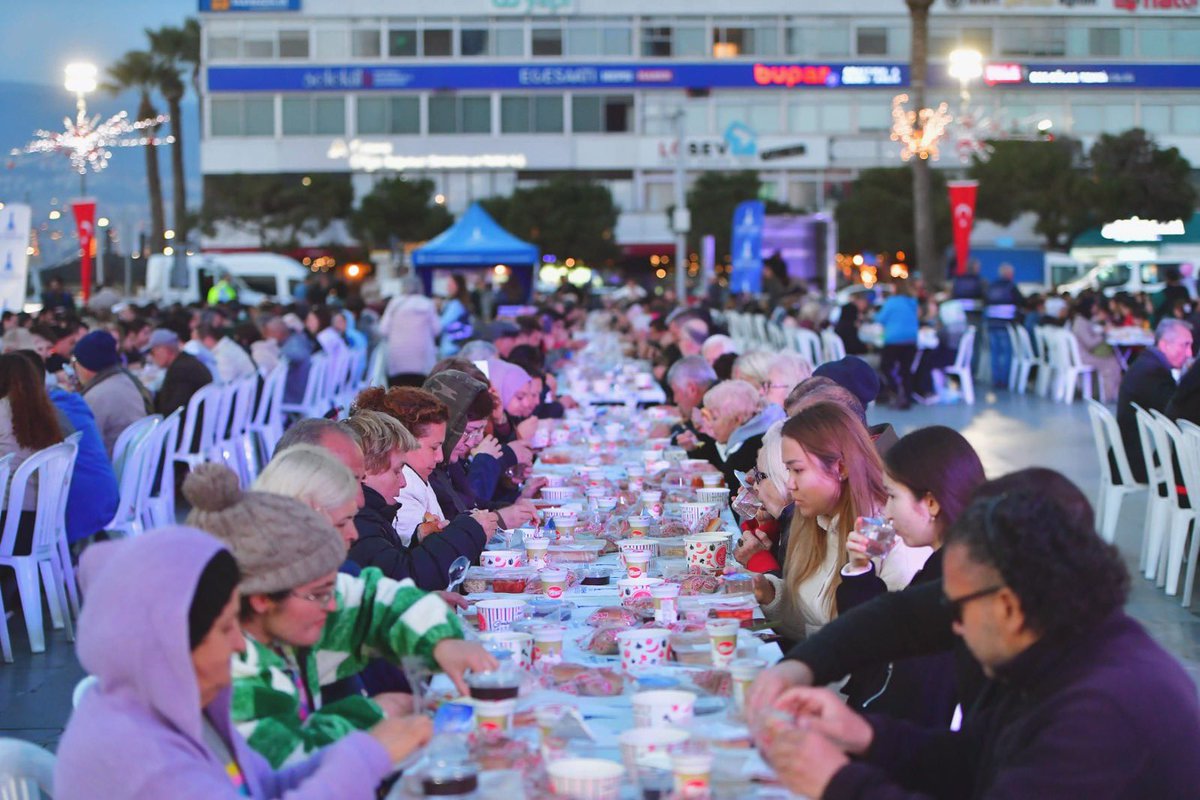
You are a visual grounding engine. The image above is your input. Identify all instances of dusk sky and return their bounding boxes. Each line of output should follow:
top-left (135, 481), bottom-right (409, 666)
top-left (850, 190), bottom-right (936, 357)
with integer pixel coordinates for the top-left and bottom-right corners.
top-left (2, 0), bottom-right (196, 88)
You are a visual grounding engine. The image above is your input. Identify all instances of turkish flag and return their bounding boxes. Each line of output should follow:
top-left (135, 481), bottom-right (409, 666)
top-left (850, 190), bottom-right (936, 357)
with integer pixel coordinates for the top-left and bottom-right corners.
top-left (70, 198), bottom-right (97, 302)
top-left (947, 180), bottom-right (978, 277)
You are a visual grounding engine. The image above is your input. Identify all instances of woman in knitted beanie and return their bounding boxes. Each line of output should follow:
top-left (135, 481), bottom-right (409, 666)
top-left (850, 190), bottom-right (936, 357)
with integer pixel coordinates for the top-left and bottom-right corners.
top-left (184, 464), bottom-right (496, 770)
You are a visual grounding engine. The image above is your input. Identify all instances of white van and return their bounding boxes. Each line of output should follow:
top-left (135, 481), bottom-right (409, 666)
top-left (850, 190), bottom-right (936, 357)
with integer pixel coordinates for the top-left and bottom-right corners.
top-left (1057, 259), bottom-right (1194, 299)
top-left (142, 252), bottom-right (309, 306)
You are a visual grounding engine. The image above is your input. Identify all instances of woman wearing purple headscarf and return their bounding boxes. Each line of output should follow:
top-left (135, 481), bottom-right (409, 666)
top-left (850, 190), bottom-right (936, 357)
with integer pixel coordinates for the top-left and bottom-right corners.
top-left (487, 358), bottom-right (540, 445)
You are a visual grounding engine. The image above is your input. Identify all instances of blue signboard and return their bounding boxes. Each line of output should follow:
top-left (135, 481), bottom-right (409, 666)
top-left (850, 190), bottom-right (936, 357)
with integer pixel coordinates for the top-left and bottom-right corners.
top-left (729, 201), bottom-right (765, 296)
top-left (199, 0), bottom-right (299, 10)
top-left (208, 60), bottom-right (1200, 93)
top-left (207, 61), bottom-right (908, 93)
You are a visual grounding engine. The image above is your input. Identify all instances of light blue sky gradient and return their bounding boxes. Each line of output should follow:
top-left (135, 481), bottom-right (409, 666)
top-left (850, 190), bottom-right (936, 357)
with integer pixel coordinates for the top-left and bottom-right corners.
top-left (2, 0), bottom-right (196, 87)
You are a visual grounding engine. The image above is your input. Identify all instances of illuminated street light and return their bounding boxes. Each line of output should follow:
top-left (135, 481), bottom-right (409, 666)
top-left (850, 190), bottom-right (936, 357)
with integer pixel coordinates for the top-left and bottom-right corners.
top-left (1037, 119), bottom-right (1054, 132)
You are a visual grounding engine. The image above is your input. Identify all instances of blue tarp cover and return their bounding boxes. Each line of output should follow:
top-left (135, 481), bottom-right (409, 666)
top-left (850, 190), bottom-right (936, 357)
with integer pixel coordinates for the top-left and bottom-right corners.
top-left (412, 203), bottom-right (539, 267)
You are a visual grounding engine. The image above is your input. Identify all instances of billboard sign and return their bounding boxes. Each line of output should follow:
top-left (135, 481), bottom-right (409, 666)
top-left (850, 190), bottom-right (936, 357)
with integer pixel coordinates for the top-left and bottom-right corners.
top-left (0, 204), bottom-right (31, 313)
top-left (729, 201), bottom-right (765, 295)
top-left (199, 0), bottom-right (300, 10)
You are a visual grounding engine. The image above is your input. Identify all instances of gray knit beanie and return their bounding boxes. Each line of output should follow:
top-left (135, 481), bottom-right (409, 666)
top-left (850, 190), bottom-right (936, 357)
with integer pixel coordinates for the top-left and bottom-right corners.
top-left (183, 464), bottom-right (345, 595)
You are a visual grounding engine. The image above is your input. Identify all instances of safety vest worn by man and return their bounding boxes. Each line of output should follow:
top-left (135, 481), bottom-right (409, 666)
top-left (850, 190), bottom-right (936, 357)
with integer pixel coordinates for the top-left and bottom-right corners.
top-left (207, 278), bottom-right (237, 306)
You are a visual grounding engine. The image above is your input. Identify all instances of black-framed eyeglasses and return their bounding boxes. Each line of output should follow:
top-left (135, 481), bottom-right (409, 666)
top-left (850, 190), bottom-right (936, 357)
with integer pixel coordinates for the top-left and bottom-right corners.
top-left (290, 587), bottom-right (336, 606)
top-left (941, 585), bottom-right (1005, 623)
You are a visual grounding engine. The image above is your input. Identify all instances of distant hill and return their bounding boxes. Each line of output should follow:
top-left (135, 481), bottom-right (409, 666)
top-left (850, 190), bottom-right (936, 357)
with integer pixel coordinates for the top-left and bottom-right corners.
top-left (0, 79), bottom-right (201, 265)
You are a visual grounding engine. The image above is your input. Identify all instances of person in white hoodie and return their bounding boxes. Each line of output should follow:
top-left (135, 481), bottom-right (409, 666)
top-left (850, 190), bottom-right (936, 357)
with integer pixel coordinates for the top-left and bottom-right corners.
top-left (378, 284), bottom-right (440, 387)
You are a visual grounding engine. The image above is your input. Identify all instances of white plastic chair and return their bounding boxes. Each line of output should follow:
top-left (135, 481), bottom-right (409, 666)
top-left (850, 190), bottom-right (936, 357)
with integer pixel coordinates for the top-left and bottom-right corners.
top-left (104, 415), bottom-right (161, 539)
top-left (0, 738), bottom-right (54, 799)
top-left (214, 377), bottom-right (257, 486)
top-left (821, 329), bottom-right (846, 363)
top-left (280, 352), bottom-right (331, 420)
top-left (1086, 399), bottom-right (1147, 545)
top-left (1134, 404), bottom-right (1173, 581)
top-left (1011, 325), bottom-right (1037, 395)
top-left (0, 454), bottom-right (12, 663)
top-left (1051, 328), bottom-right (1098, 403)
top-left (1150, 410), bottom-right (1197, 597)
top-left (249, 363), bottom-right (287, 469)
top-left (172, 382), bottom-right (223, 472)
top-left (941, 326), bottom-right (977, 405)
top-left (366, 343), bottom-right (388, 389)
top-left (0, 437), bottom-right (79, 653)
top-left (1177, 420), bottom-right (1200, 607)
top-left (790, 328), bottom-right (824, 368)
top-left (143, 409), bottom-right (182, 530)
top-left (72, 674), bottom-right (99, 708)
top-left (1033, 326), bottom-right (1056, 398)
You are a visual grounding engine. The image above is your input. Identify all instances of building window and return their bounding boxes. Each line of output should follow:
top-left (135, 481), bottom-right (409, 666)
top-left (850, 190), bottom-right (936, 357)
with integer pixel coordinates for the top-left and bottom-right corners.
top-left (461, 28), bottom-right (488, 57)
top-left (500, 96), bottom-right (564, 133)
top-left (211, 97), bottom-right (274, 137)
top-left (389, 28), bottom-right (418, 57)
top-left (566, 22), bottom-right (632, 56)
top-left (998, 26), bottom-right (1065, 57)
top-left (572, 95), bottom-right (633, 133)
top-left (242, 35), bottom-right (275, 59)
top-left (856, 27), bottom-right (888, 57)
top-left (428, 95), bottom-right (491, 134)
top-left (315, 29), bottom-right (348, 59)
top-left (494, 28), bottom-right (525, 56)
top-left (675, 24), bottom-right (707, 57)
top-left (713, 24), bottom-right (778, 57)
top-left (1141, 104), bottom-right (1171, 135)
top-left (960, 28), bottom-right (992, 56)
top-left (1176, 105), bottom-right (1200, 134)
top-left (644, 182), bottom-right (674, 213)
top-left (786, 21), bottom-right (850, 57)
top-left (282, 96), bottom-right (345, 136)
top-left (279, 30), bottom-right (309, 59)
top-left (532, 27), bottom-right (563, 56)
top-left (642, 25), bottom-right (672, 57)
top-left (352, 28), bottom-right (381, 58)
top-left (356, 96), bottom-right (420, 135)
top-left (208, 34), bottom-right (239, 60)
top-left (424, 29), bottom-right (453, 57)
top-left (715, 101), bottom-right (780, 135)
top-left (1174, 29), bottom-right (1200, 59)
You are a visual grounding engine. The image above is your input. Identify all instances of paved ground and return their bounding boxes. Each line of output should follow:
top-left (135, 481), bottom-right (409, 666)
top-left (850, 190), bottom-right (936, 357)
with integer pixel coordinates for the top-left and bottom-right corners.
top-left (2, 389), bottom-right (1198, 750)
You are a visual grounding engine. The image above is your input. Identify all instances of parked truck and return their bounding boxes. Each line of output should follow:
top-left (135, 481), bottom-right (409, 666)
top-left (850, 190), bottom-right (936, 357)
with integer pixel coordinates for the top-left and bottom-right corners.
top-left (142, 252), bottom-right (309, 306)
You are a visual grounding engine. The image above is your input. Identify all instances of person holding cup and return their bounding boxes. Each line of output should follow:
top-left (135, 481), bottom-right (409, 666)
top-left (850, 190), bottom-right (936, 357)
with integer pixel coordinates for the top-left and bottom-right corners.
top-left (751, 403), bottom-right (929, 645)
top-left (836, 426), bottom-right (985, 726)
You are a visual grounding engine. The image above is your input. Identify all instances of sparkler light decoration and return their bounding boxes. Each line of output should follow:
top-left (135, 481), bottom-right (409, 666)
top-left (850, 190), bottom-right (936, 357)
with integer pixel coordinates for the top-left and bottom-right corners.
top-left (890, 94), bottom-right (953, 162)
top-left (13, 109), bottom-right (173, 175)
top-left (951, 108), bottom-right (1001, 165)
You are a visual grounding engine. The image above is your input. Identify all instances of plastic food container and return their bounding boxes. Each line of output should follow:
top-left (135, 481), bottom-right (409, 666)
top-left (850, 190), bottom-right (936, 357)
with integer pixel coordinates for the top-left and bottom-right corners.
top-left (547, 541), bottom-right (606, 564)
top-left (461, 566), bottom-right (537, 595)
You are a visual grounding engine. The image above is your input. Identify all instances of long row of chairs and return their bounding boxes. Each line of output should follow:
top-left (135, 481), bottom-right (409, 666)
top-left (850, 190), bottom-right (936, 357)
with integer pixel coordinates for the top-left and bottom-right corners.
top-left (723, 311), bottom-right (848, 367)
top-left (1006, 324), bottom-right (1101, 403)
top-left (0, 342), bottom-right (388, 662)
top-left (1088, 398), bottom-right (1200, 608)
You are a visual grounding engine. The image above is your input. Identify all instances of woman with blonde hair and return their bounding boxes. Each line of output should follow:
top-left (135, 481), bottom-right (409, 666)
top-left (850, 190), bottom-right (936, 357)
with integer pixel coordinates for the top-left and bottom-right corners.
top-left (753, 402), bottom-right (929, 643)
top-left (253, 443), bottom-right (361, 549)
top-left (345, 409), bottom-right (493, 591)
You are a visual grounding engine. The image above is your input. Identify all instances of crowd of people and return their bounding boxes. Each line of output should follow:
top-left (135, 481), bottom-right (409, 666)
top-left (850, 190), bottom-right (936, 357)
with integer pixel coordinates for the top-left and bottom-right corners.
top-left (0, 270), bottom-right (1196, 799)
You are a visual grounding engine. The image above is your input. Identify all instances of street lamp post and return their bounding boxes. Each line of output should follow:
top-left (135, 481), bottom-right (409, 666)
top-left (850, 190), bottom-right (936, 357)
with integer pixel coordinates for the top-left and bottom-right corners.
top-left (63, 63), bottom-right (98, 196)
top-left (670, 108), bottom-right (691, 302)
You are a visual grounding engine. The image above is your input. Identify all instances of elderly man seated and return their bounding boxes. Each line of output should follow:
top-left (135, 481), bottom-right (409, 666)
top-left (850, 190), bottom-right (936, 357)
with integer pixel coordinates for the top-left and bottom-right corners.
top-left (149, 328), bottom-right (213, 417)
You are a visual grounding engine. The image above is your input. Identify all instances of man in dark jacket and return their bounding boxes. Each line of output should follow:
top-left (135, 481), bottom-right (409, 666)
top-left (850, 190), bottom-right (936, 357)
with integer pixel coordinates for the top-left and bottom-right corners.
top-left (148, 328), bottom-right (213, 417)
top-left (755, 478), bottom-right (1200, 800)
top-left (1116, 318), bottom-right (1192, 481)
top-left (665, 355), bottom-right (720, 462)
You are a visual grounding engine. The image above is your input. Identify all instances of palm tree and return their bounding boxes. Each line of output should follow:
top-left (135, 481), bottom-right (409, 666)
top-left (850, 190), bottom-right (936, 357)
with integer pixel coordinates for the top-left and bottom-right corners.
top-left (104, 51), bottom-right (166, 251)
top-left (906, 0), bottom-right (941, 288)
top-left (147, 24), bottom-right (192, 242)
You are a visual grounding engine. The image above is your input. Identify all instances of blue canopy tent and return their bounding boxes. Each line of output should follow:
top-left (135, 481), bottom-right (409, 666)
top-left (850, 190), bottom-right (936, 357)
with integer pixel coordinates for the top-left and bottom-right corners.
top-left (411, 203), bottom-right (539, 300)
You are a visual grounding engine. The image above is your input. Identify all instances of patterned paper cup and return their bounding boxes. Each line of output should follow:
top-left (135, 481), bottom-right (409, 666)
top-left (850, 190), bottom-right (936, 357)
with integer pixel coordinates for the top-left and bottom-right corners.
top-left (680, 502), bottom-right (721, 530)
top-left (632, 689), bottom-right (697, 728)
top-left (706, 619), bottom-right (740, 668)
top-left (618, 726), bottom-right (690, 775)
top-left (480, 550), bottom-right (525, 569)
top-left (540, 486), bottom-right (580, 503)
top-left (617, 627), bottom-right (671, 672)
top-left (479, 631), bottom-right (534, 671)
top-left (683, 533), bottom-right (730, 573)
top-left (531, 623), bottom-right (566, 665)
top-left (696, 487), bottom-right (730, 504)
top-left (617, 577), bottom-right (664, 607)
top-left (541, 568), bottom-right (569, 600)
top-left (475, 598), bottom-right (528, 633)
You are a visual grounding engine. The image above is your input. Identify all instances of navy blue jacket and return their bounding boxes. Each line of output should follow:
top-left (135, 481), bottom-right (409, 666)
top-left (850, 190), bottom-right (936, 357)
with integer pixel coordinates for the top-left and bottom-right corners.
top-left (348, 484), bottom-right (487, 591)
top-left (825, 611), bottom-right (1200, 800)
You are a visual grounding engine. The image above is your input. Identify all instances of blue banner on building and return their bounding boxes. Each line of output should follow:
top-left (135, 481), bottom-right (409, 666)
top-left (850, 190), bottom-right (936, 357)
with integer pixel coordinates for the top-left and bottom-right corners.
top-left (199, 0), bottom-right (300, 11)
top-left (729, 201), bottom-right (765, 296)
top-left (207, 61), bottom-right (908, 92)
top-left (207, 60), bottom-right (1200, 93)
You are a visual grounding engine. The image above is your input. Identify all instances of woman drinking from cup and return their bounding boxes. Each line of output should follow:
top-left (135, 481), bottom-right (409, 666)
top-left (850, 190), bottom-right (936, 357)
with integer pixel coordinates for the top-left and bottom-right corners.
top-left (752, 402), bottom-right (929, 645)
top-left (837, 425), bottom-right (986, 725)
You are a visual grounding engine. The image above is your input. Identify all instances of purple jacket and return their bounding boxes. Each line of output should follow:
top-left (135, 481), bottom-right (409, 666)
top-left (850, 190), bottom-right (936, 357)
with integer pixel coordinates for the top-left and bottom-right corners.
top-left (55, 526), bottom-right (393, 800)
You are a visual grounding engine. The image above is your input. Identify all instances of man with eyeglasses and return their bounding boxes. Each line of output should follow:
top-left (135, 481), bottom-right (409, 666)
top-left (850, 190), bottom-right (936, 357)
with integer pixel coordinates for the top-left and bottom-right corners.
top-left (751, 478), bottom-right (1200, 799)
